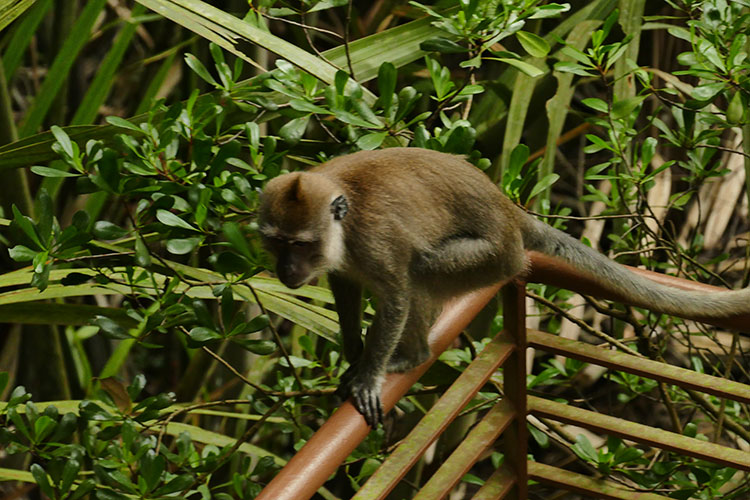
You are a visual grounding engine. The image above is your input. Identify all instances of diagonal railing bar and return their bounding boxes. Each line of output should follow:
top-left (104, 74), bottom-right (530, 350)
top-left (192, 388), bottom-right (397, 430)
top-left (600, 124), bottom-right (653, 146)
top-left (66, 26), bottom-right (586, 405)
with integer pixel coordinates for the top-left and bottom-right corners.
top-left (259, 252), bottom-right (750, 499)
top-left (412, 399), bottom-right (515, 500)
top-left (527, 329), bottom-right (750, 403)
top-left (256, 283), bottom-right (504, 500)
top-left (352, 332), bottom-right (515, 499)
top-left (527, 462), bottom-right (672, 500)
top-left (528, 396), bottom-right (750, 471)
top-left (471, 465), bottom-right (515, 500)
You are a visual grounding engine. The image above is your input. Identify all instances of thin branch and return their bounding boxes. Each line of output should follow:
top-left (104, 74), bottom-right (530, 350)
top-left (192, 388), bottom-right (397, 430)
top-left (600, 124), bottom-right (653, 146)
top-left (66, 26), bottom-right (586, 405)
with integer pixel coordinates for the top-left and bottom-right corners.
top-left (527, 291), bottom-right (640, 356)
top-left (242, 281), bottom-right (305, 389)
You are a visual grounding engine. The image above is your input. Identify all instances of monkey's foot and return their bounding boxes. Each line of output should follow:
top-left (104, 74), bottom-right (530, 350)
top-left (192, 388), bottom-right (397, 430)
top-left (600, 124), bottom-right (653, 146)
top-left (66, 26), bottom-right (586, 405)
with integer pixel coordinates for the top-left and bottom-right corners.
top-left (336, 366), bottom-right (384, 427)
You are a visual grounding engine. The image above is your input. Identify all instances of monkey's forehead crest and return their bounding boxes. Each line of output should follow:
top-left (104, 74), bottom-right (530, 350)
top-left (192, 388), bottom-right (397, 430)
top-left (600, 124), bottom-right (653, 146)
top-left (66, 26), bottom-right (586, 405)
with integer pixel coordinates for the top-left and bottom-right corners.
top-left (259, 172), bottom-right (341, 232)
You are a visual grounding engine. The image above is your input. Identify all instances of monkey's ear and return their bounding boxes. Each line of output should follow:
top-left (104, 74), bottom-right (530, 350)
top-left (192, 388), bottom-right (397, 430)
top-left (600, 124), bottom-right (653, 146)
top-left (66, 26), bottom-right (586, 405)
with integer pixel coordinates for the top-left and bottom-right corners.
top-left (330, 195), bottom-right (348, 220)
top-left (287, 174), bottom-right (303, 201)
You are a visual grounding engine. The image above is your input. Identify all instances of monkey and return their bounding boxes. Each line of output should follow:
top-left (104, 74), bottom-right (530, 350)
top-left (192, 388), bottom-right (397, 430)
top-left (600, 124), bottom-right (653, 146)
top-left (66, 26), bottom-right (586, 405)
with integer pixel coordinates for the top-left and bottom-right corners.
top-left (257, 147), bottom-right (750, 427)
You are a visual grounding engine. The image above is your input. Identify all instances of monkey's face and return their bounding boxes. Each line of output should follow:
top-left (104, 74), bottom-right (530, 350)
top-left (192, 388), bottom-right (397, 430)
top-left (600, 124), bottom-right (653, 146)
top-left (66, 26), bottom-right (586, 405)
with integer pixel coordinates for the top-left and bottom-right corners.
top-left (261, 234), bottom-right (325, 289)
top-left (258, 172), bottom-right (348, 289)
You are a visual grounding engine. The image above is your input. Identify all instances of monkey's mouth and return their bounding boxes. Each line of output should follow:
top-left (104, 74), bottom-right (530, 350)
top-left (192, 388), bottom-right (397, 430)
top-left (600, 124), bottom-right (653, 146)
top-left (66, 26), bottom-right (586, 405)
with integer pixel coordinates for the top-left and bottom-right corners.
top-left (278, 272), bottom-right (314, 289)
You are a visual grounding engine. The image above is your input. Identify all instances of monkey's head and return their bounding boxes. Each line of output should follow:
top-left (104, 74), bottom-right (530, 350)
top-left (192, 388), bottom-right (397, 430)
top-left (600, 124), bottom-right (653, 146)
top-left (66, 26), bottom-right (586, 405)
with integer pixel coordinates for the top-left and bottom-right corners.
top-left (258, 172), bottom-right (348, 289)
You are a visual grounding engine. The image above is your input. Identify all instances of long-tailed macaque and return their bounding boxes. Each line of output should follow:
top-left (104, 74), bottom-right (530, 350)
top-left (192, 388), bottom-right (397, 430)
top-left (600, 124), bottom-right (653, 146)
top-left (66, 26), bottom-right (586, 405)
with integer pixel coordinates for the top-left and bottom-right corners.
top-left (258, 147), bottom-right (750, 426)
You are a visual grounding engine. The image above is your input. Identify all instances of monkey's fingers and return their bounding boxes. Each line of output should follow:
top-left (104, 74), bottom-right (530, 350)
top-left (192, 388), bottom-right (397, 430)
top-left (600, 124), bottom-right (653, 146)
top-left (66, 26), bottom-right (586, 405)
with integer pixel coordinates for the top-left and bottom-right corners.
top-left (352, 388), bottom-right (382, 427)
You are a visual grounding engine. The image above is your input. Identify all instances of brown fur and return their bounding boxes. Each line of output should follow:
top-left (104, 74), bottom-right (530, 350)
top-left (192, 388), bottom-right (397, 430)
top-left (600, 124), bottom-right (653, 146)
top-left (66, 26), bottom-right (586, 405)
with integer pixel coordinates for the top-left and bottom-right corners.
top-left (258, 147), bottom-right (750, 426)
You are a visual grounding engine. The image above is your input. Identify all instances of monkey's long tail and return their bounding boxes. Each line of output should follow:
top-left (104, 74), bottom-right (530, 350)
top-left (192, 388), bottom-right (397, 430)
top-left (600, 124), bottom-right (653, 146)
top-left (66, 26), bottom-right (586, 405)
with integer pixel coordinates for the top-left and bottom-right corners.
top-left (521, 217), bottom-right (750, 319)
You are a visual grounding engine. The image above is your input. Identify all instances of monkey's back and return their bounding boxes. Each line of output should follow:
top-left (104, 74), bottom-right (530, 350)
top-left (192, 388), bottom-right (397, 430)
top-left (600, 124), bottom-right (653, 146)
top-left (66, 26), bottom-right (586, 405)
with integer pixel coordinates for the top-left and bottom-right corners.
top-left (313, 148), bottom-right (520, 237)
top-left (312, 148), bottom-right (525, 290)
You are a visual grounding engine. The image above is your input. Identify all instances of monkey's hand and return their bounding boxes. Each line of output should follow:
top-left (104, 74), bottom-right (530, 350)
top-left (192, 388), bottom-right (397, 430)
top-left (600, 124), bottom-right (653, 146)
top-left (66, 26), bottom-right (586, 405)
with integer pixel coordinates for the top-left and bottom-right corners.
top-left (336, 365), bottom-right (384, 427)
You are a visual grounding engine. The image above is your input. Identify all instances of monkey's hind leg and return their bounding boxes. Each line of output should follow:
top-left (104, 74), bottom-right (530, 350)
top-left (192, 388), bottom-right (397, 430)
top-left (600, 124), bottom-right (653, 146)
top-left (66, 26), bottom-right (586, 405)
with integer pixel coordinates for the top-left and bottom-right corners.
top-left (387, 294), bottom-right (438, 373)
top-left (414, 236), bottom-right (523, 291)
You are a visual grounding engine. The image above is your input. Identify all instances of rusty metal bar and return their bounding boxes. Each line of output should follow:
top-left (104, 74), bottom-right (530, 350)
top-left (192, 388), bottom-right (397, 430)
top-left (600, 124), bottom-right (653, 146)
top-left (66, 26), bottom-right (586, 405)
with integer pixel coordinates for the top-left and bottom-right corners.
top-left (353, 332), bottom-right (515, 499)
top-left (528, 396), bottom-right (750, 470)
top-left (501, 281), bottom-right (528, 500)
top-left (526, 251), bottom-right (750, 331)
top-left (528, 329), bottom-right (750, 404)
top-left (528, 462), bottom-right (672, 499)
top-left (256, 282), bottom-right (504, 500)
top-left (412, 399), bottom-right (515, 500)
top-left (471, 466), bottom-right (515, 500)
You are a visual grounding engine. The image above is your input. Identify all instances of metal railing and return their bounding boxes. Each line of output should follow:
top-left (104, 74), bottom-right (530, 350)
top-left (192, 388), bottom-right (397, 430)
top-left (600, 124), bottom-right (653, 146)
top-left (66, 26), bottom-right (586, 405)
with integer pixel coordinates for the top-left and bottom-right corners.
top-left (257, 252), bottom-right (750, 500)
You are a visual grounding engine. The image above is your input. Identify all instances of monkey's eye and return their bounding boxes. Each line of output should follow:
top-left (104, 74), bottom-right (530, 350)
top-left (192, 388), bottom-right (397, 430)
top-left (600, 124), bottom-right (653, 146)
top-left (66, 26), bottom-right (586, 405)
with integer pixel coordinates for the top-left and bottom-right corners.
top-left (292, 240), bottom-right (312, 247)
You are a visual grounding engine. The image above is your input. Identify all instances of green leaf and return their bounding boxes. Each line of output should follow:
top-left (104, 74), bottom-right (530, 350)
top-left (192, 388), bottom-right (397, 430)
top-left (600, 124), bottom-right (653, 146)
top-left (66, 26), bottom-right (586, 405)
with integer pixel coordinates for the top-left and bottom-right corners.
top-left (491, 57), bottom-right (544, 77)
top-left (30, 166), bottom-right (80, 177)
top-left (691, 82), bottom-right (725, 102)
top-left (184, 53), bottom-right (218, 87)
top-left (188, 327), bottom-right (222, 342)
top-left (553, 61), bottom-right (595, 76)
top-left (288, 99), bottom-right (328, 114)
top-left (582, 98), bottom-right (608, 113)
top-left (30, 464), bottom-right (55, 499)
top-left (246, 313), bottom-right (270, 333)
top-left (516, 31), bottom-right (550, 58)
top-left (231, 338), bottom-right (277, 355)
top-left (278, 115), bottom-right (310, 145)
top-left (420, 37), bottom-right (467, 54)
top-left (134, 235), bottom-right (151, 267)
top-left (8, 245), bottom-right (38, 262)
top-left (12, 205), bottom-right (43, 250)
top-left (641, 137), bottom-right (657, 168)
top-left (528, 174), bottom-right (560, 201)
top-left (33, 415), bottom-right (56, 442)
top-left (356, 131), bottom-right (387, 150)
top-left (57, 458), bottom-right (80, 493)
top-left (50, 125), bottom-right (77, 158)
top-left (105, 116), bottom-right (143, 134)
top-left (153, 474), bottom-right (195, 496)
top-left (93, 315), bottom-right (133, 340)
top-left (222, 222), bottom-right (253, 260)
top-left (572, 434), bottom-right (599, 462)
top-left (92, 221), bottom-right (129, 240)
top-left (377, 62), bottom-right (397, 113)
top-left (166, 237), bottom-right (201, 255)
top-left (529, 3), bottom-right (571, 19)
top-left (156, 209), bottom-right (198, 231)
top-left (141, 450), bottom-right (165, 492)
top-left (611, 95), bottom-right (646, 120)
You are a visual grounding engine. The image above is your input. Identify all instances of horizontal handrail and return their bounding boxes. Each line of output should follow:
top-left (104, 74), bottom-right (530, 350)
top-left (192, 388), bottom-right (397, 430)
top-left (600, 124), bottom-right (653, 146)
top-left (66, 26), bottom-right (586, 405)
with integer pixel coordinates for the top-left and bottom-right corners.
top-left (526, 251), bottom-right (750, 331)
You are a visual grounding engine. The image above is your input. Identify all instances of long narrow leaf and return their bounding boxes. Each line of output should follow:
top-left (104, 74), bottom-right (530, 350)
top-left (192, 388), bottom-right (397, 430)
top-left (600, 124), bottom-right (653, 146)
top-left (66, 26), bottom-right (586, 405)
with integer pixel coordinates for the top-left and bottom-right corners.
top-left (1, 0), bottom-right (52, 78)
top-left (0, 11), bottom-right (451, 168)
top-left (18, 0), bottom-right (108, 137)
top-left (0, 0), bottom-right (36, 33)
top-left (538, 21), bottom-right (601, 201)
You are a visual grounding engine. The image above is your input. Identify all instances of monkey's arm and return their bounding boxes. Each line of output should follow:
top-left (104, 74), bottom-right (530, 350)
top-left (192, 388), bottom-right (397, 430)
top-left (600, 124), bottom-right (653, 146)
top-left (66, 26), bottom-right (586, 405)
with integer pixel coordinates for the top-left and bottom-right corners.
top-left (328, 273), bottom-right (363, 363)
top-left (337, 292), bottom-right (409, 427)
